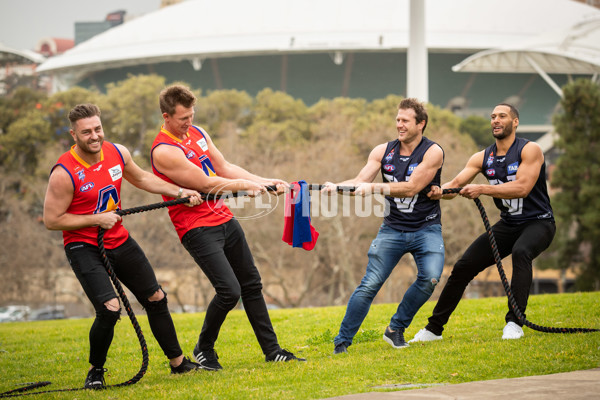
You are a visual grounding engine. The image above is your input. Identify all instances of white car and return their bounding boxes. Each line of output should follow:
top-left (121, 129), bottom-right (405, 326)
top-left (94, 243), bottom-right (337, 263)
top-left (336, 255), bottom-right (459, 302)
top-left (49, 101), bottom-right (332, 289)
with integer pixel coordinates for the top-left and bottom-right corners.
top-left (0, 305), bottom-right (31, 322)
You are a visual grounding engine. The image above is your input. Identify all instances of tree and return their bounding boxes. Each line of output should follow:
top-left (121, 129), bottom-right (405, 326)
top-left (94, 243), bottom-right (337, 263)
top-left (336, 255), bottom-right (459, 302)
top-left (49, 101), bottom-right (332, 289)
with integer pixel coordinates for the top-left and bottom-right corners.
top-left (548, 78), bottom-right (600, 290)
top-left (0, 87), bottom-right (46, 135)
top-left (0, 110), bottom-right (52, 175)
top-left (0, 78), bottom-right (495, 310)
top-left (103, 74), bottom-right (167, 156)
top-left (194, 89), bottom-right (253, 137)
top-left (44, 86), bottom-right (103, 151)
top-left (459, 115), bottom-right (490, 149)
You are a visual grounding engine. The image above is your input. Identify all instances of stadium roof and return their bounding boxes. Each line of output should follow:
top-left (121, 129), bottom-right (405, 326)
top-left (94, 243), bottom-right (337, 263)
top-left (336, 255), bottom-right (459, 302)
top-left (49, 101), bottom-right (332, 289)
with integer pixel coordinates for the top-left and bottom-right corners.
top-left (37, 0), bottom-right (600, 75)
top-left (452, 17), bottom-right (600, 96)
top-left (0, 42), bottom-right (45, 67)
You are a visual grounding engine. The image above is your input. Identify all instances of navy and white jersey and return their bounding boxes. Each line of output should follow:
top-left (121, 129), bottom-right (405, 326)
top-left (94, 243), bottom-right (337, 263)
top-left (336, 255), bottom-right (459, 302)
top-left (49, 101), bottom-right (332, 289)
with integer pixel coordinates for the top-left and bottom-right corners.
top-left (381, 137), bottom-right (442, 232)
top-left (482, 137), bottom-right (553, 224)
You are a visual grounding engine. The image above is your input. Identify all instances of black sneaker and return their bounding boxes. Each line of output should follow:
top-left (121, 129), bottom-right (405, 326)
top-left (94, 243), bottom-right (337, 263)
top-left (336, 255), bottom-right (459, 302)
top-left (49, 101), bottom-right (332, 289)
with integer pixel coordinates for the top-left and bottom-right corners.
top-left (383, 326), bottom-right (409, 349)
top-left (333, 342), bottom-right (348, 355)
top-left (265, 348), bottom-right (306, 362)
top-left (170, 356), bottom-right (202, 374)
top-left (192, 348), bottom-right (223, 371)
top-left (84, 367), bottom-right (106, 389)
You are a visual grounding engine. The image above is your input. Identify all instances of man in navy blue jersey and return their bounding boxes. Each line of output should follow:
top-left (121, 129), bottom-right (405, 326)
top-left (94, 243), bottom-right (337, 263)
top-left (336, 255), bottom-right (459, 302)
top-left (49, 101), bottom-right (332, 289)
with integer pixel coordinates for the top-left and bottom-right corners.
top-left (410, 103), bottom-right (555, 343)
top-left (323, 98), bottom-right (445, 353)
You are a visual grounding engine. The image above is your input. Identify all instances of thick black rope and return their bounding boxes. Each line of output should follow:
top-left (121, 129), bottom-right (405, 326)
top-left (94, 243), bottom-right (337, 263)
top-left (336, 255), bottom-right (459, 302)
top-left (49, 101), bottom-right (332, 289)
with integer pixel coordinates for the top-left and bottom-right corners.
top-left (442, 187), bottom-right (599, 333)
top-left (0, 383), bottom-right (52, 398)
top-left (0, 197), bottom-right (193, 398)
top-left (96, 227), bottom-right (149, 387)
top-left (7, 184), bottom-right (593, 396)
top-left (0, 187), bottom-right (346, 396)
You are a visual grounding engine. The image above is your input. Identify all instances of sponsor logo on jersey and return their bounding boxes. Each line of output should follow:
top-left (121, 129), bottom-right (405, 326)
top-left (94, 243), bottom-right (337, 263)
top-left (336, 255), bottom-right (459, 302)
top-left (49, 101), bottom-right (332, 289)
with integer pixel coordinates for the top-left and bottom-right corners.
top-left (407, 163), bottom-right (419, 175)
top-left (109, 165), bottom-right (123, 181)
top-left (399, 157), bottom-right (410, 162)
top-left (93, 164), bottom-right (103, 172)
top-left (197, 138), bottom-right (208, 151)
top-left (186, 150), bottom-right (196, 159)
top-left (497, 156), bottom-right (506, 163)
top-left (76, 170), bottom-right (85, 181)
top-left (383, 164), bottom-right (395, 172)
top-left (185, 139), bottom-right (192, 146)
top-left (80, 182), bottom-right (95, 192)
top-left (508, 162), bottom-right (519, 174)
top-left (537, 212), bottom-right (553, 219)
top-left (384, 149), bottom-right (395, 162)
top-left (486, 152), bottom-right (494, 167)
top-left (426, 213), bottom-right (438, 221)
top-left (486, 169), bottom-right (495, 176)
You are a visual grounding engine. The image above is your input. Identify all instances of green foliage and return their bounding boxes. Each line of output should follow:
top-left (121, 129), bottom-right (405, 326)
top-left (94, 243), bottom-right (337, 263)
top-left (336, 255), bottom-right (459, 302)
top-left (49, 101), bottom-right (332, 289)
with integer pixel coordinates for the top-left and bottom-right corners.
top-left (459, 115), bottom-right (490, 149)
top-left (548, 79), bottom-right (600, 290)
top-left (0, 109), bottom-right (51, 175)
top-left (3, 73), bottom-right (593, 312)
top-left (0, 293), bottom-right (598, 399)
top-left (243, 88), bottom-right (312, 148)
top-left (195, 89), bottom-right (253, 136)
top-left (0, 87), bottom-right (46, 134)
top-left (44, 87), bottom-right (103, 150)
top-left (103, 74), bottom-right (167, 155)
top-left (306, 328), bottom-right (335, 345)
top-left (350, 95), bottom-right (402, 157)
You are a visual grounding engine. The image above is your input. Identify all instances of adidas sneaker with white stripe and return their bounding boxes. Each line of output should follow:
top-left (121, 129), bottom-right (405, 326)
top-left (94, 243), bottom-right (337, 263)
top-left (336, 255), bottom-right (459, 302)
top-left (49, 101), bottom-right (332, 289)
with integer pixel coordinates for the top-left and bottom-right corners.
top-left (265, 348), bottom-right (306, 362)
top-left (192, 348), bottom-right (223, 370)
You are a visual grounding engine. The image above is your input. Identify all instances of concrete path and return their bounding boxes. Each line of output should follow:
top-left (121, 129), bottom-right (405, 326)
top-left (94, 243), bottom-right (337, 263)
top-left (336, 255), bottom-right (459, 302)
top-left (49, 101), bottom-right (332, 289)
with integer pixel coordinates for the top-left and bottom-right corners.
top-left (324, 368), bottom-right (600, 399)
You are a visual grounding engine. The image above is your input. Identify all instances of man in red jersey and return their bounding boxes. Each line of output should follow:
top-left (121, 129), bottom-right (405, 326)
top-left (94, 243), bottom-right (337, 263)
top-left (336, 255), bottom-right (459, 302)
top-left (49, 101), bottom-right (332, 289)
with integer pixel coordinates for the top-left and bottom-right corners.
top-left (43, 104), bottom-right (204, 389)
top-left (150, 85), bottom-right (305, 369)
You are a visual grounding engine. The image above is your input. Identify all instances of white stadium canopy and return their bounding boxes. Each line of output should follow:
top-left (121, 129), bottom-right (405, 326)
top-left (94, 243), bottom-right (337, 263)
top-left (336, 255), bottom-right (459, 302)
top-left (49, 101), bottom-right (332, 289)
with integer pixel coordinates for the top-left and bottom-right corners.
top-left (36, 0), bottom-right (600, 76)
top-left (452, 17), bottom-right (600, 97)
top-left (0, 42), bottom-right (45, 66)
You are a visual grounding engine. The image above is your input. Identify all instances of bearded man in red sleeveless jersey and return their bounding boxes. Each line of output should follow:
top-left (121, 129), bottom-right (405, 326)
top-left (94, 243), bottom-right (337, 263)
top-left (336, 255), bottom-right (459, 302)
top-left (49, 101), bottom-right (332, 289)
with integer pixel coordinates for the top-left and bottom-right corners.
top-left (150, 85), bottom-right (305, 369)
top-left (43, 104), bottom-right (204, 388)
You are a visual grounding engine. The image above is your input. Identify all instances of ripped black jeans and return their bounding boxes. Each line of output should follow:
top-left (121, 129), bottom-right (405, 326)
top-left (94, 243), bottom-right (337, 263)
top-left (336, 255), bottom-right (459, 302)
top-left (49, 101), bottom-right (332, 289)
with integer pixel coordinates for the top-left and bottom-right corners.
top-left (65, 236), bottom-right (182, 367)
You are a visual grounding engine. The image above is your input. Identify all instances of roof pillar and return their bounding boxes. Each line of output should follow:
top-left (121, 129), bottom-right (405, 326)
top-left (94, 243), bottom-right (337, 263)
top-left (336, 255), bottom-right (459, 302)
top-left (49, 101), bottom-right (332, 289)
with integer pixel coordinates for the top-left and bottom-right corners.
top-left (407, 0), bottom-right (428, 102)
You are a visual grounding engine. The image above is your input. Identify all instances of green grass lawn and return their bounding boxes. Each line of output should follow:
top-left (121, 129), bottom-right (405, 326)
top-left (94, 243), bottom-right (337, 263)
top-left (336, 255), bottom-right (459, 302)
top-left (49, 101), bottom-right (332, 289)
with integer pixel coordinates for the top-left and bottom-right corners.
top-left (1, 292), bottom-right (599, 399)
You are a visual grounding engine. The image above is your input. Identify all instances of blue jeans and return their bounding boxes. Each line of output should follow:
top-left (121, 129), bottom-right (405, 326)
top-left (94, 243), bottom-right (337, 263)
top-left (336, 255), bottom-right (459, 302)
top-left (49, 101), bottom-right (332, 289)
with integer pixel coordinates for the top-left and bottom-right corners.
top-left (335, 223), bottom-right (444, 346)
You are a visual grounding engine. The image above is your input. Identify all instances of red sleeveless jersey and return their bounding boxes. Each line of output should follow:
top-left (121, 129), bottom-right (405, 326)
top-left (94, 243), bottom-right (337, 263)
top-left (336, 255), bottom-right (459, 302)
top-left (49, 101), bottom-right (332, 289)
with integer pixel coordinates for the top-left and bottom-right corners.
top-left (52, 142), bottom-right (129, 249)
top-left (151, 125), bottom-right (233, 240)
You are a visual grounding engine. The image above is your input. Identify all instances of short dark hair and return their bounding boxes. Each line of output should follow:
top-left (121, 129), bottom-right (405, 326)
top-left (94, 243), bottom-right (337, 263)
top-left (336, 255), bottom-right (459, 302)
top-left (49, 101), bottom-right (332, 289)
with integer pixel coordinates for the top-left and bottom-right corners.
top-left (398, 98), bottom-right (428, 133)
top-left (159, 85), bottom-right (197, 115)
top-left (495, 103), bottom-right (520, 120)
top-left (68, 104), bottom-right (101, 127)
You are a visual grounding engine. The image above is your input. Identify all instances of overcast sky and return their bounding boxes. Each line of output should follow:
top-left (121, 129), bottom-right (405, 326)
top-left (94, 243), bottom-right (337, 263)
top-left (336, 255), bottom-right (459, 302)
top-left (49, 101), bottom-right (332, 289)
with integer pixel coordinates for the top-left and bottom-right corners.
top-left (0, 0), bottom-right (162, 50)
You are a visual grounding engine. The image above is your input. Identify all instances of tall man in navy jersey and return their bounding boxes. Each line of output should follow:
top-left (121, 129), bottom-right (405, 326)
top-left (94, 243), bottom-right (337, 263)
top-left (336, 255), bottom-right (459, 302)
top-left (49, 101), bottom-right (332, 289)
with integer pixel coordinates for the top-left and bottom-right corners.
top-left (410, 103), bottom-right (555, 342)
top-left (323, 98), bottom-right (445, 353)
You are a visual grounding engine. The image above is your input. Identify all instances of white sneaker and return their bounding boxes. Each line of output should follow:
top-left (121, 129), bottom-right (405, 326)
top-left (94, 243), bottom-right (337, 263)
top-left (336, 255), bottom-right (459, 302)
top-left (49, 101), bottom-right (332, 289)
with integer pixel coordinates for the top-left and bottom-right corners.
top-left (502, 321), bottom-right (524, 340)
top-left (408, 328), bottom-right (442, 343)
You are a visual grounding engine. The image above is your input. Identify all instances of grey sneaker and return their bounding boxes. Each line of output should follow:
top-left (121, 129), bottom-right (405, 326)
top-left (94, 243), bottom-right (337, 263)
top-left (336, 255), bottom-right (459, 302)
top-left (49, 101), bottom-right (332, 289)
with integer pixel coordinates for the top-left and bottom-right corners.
top-left (383, 326), bottom-right (409, 349)
top-left (84, 367), bottom-right (106, 389)
top-left (333, 342), bottom-right (348, 355)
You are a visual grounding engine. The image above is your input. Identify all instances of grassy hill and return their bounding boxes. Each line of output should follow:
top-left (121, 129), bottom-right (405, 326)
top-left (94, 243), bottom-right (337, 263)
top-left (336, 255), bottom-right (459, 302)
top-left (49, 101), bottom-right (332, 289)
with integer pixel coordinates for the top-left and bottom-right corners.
top-left (1, 292), bottom-right (599, 399)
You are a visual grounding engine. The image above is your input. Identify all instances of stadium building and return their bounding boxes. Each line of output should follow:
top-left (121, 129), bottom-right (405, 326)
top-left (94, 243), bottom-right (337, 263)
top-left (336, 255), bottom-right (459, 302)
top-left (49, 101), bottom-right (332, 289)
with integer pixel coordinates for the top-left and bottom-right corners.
top-left (36, 0), bottom-right (600, 137)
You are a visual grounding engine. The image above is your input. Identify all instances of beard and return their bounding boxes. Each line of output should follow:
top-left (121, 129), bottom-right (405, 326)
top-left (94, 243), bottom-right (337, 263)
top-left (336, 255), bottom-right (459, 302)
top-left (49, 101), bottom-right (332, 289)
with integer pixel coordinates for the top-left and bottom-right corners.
top-left (76, 137), bottom-right (104, 155)
top-left (492, 125), bottom-right (512, 140)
